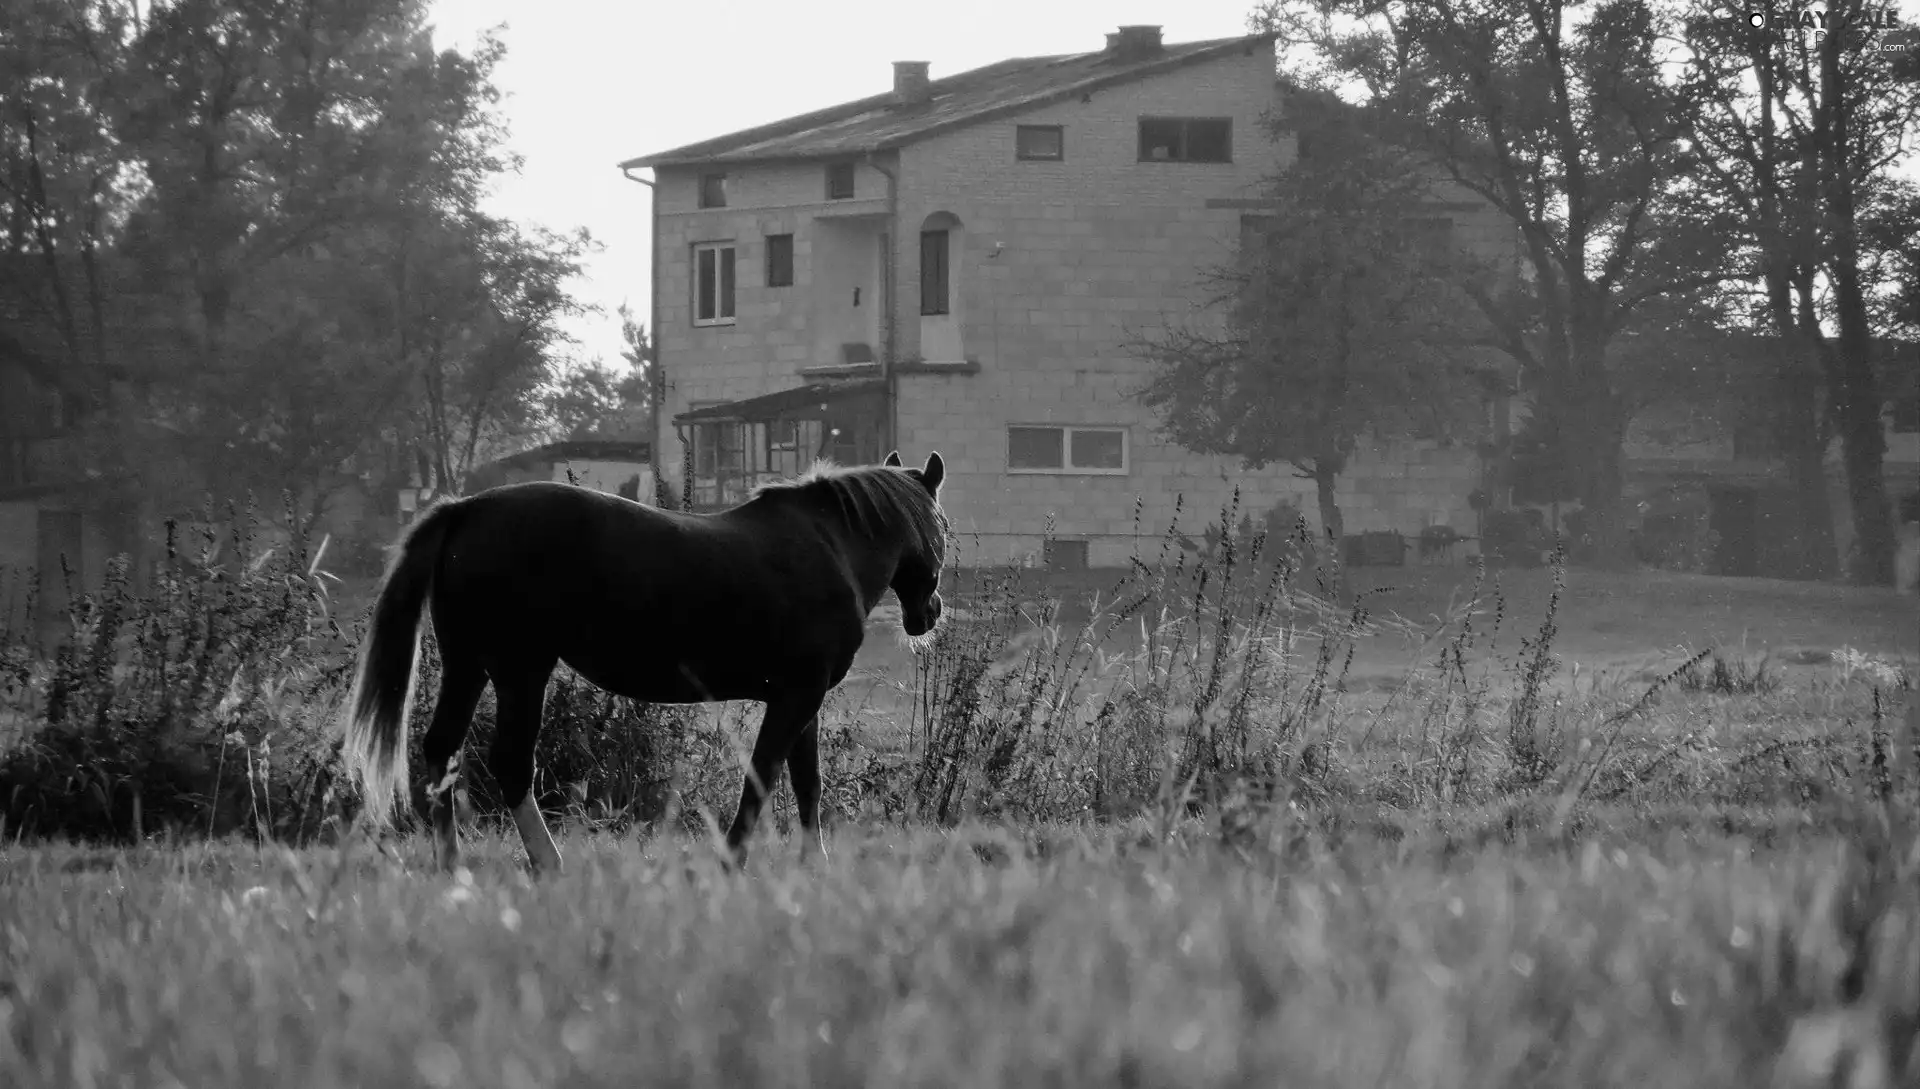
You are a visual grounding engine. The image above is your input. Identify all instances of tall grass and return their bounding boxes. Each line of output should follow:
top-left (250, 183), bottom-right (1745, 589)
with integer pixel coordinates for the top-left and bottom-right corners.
top-left (0, 488), bottom-right (1911, 853)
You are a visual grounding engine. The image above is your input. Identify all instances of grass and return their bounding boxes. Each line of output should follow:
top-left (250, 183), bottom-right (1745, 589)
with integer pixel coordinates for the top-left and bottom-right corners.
top-left (2, 494), bottom-right (1919, 1086)
top-left (5, 813), bottom-right (1920, 1088)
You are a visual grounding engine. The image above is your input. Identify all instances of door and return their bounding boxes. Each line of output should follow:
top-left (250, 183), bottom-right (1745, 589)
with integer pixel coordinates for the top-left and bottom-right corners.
top-left (1708, 487), bottom-right (1758, 578)
top-left (36, 508), bottom-right (83, 645)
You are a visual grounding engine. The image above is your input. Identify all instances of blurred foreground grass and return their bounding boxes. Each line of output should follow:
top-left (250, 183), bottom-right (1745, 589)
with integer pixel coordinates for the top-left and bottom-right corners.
top-left (5, 811), bottom-right (1919, 1089)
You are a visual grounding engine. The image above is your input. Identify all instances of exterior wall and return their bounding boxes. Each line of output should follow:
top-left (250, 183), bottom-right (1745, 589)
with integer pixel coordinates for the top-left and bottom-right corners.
top-left (545, 458), bottom-right (655, 498)
top-left (654, 159), bottom-right (897, 475)
top-left (650, 39), bottom-right (1518, 565)
top-left (0, 498), bottom-right (114, 645)
top-left (890, 45), bottom-right (1502, 564)
top-left (0, 501), bottom-right (34, 631)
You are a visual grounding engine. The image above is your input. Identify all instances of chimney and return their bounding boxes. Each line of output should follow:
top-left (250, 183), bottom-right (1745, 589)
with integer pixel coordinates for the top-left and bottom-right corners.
top-left (1110, 25), bottom-right (1163, 62)
top-left (892, 61), bottom-right (932, 108)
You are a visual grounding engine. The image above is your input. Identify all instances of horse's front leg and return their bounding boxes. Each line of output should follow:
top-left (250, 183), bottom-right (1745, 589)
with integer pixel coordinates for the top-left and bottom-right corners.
top-left (724, 695), bottom-right (823, 865)
top-left (785, 714), bottom-right (829, 865)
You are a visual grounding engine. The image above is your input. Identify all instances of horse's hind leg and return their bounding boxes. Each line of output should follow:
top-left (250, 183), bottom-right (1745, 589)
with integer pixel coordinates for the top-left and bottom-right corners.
top-left (490, 665), bottom-right (563, 876)
top-left (418, 657), bottom-right (487, 873)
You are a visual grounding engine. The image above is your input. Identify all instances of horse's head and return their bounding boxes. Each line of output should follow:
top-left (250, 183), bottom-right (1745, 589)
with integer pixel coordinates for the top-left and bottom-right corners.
top-left (883, 450), bottom-right (947, 637)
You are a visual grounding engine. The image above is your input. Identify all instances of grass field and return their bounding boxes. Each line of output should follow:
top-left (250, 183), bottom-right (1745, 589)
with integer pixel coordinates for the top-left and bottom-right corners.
top-left (3, 556), bottom-right (1918, 1087)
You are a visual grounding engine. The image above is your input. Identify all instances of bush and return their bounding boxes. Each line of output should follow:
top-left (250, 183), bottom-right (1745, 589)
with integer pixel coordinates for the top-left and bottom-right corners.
top-left (3, 485), bottom-right (1911, 855)
top-left (0, 498), bottom-right (353, 842)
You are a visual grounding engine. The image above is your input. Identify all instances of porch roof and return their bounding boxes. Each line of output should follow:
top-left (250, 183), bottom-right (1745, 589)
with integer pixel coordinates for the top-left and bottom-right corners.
top-left (673, 380), bottom-right (888, 425)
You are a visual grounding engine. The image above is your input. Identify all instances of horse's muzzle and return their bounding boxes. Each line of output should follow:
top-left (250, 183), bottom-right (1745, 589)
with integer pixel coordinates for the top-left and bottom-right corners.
top-left (902, 592), bottom-right (942, 637)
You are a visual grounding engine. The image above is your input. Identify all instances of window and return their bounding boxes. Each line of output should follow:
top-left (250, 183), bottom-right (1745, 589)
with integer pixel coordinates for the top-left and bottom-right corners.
top-left (1138, 117), bottom-right (1232, 163)
top-left (1238, 214), bottom-right (1277, 268)
top-left (919, 229), bottom-right (950, 316)
top-left (1400, 216), bottom-right (1454, 257)
top-left (765, 233), bottom-right (794, 288)
top-left (825, 162), bottom-right (856, 200)
top-left (0, 438), bottom-right (27, 488)
top-left (698, 172), bottom-right (727, 208)
top-left (1007, 425), bottom-right (1128, 474)
top-left (692, 242), bottom-right (736, 325)
top-left (1016, 125), bottom-right (1064, 161)
top-left (1891, 392), bottom-right (1920, 434)
top-left (1043, 539), bottom-right (1090, 571)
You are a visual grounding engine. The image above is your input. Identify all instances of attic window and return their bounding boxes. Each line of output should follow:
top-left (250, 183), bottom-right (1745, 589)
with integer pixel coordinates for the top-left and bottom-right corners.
top-left (1138, 117), bottom-right (1232, 163)
top-left (826, 162), bottom-right (856, 200)
top-left (699, 172), bottom-right (728, 208)
top-left (1016, 125), bottom-right (1064, 161)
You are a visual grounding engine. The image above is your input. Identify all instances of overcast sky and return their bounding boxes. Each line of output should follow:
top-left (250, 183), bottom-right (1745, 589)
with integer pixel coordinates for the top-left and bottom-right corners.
top-left (423, 0), bottom-right (1262, 372)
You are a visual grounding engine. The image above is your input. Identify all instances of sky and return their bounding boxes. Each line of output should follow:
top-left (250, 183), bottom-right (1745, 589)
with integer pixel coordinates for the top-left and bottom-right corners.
top-left (422, 0), bottom-right (1264, 373)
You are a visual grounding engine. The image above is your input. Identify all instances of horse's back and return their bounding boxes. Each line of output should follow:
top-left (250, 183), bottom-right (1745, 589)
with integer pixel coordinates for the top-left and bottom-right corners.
top-left (429, 482), bottom-right (868, 699)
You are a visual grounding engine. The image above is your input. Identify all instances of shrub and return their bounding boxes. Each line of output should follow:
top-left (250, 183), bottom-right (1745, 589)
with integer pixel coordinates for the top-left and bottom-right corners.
top-left (0, 497), bottom-right (352, 842)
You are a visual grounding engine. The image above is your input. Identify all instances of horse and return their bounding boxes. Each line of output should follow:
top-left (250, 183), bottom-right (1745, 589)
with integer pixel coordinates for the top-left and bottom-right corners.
top-left (339, 451), bottom-right (948, 875)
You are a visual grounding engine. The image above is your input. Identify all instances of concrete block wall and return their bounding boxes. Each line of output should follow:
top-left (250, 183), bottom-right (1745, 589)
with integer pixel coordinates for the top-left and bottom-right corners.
top-left (901, 370), bottom-right (1483, 567)
top-left (650, 36), bottom-right (1510, 558)
top-left (654, 158), bottom-right (897, 474)
top-left (888, 42), bottom-right (1486, 565)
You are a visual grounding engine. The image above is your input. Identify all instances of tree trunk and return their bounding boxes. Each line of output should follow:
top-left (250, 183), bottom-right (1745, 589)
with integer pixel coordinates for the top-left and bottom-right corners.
top-left (1773, 370), bottom-right (1839, 580)
top-left (1820, 23), bottom-right (1896, 586)
top-left (1562, 335), bottom-right (1634, 570)
top-left (1754, 45), bottom-right (1839, 583)
top-left (1311, 456), bottom-right (1344, 544)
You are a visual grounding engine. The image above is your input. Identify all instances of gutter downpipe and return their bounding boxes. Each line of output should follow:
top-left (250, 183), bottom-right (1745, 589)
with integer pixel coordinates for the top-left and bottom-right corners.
top-left (866, 149), bottom-right (900, 458)
top-left (620, 164), bottom-right (664, 504)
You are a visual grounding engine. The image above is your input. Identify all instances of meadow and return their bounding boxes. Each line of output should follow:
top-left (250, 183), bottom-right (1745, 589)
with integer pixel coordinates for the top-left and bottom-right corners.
top-left (1, 506), bottom-right (1917, 1087)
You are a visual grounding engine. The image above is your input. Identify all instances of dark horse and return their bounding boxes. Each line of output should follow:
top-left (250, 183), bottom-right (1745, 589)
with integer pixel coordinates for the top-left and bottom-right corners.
top-left (340, 451), bottom-right (947, 874)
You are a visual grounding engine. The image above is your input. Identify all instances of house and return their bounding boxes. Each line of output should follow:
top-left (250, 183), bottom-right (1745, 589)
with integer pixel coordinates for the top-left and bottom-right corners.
top-left (619, 25), bottom-right (1522, 569)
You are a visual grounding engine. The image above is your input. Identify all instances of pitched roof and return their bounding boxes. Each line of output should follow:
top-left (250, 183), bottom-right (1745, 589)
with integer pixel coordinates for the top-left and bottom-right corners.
top-left (619, 33), bottom-right (1278, 169)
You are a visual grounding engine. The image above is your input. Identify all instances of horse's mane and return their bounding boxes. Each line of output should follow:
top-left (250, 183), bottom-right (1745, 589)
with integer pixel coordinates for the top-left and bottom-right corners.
top-left (753, 460), bottom-right (947, 559)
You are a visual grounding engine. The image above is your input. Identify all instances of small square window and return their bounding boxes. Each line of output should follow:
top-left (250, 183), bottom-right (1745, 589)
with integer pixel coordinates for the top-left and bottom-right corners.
top-left (1015, 125), bottom-right (1064, 161)
top-left (1008, 427), bottom-right (1064, 471)
top-left (698, 172), bottom-right (727, 208)
top-left (1068, 428), bottom-right (1125, 470)
top-left (826, 162), bottom-right (856, 200)
top-left (1043, 539), bottom-right (1090, 571)
top-left (766, 233), bottom-right (794, 288)
top-left (1400, 216), bottom-right (1454, 257)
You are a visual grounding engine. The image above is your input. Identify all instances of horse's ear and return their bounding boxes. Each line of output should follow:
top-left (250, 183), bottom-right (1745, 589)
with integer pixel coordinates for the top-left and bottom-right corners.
top-left (884, 451), bottom-right (903, 468)
top-left (922, 451), bottom-right (945, 493)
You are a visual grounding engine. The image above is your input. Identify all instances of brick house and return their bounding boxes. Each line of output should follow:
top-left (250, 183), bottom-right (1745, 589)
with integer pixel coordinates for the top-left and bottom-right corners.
top-left (619, 25), bottom-right (1521, 568)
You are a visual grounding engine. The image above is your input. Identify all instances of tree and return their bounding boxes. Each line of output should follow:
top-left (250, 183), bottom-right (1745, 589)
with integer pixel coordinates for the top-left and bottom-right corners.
top-left (1134, 91), bottom-right (1493, 540)
top-left (1676, 1), bottom-right (1919, 583)
top-left (1257, 0), bottom-right (1726, 568)
top-left (0, 0), bottom-right (593, 538)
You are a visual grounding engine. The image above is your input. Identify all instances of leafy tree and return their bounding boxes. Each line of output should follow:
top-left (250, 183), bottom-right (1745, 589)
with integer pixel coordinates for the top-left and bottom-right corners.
top-left (1675, 0), bottom-right (1919, 583)
top-left (1134, 91), bottom-right (1494, 540)
top-left (1256, 0), bottom-right (1726, 568)
top-left (0, 0), bottom-right (592, 540)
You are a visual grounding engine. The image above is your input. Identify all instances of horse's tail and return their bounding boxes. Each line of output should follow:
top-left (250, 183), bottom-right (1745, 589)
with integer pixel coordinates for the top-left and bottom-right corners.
top-left (340, 497), bottom-right (468, 828)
